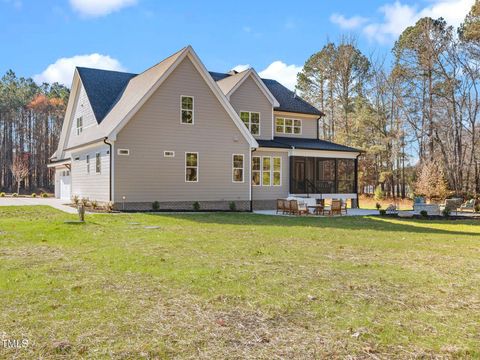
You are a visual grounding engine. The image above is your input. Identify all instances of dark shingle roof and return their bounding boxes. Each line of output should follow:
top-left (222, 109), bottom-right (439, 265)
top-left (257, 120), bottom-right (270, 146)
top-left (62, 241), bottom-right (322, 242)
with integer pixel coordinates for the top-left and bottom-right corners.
top-left (77, 67), bottom-right (136, 123)
top-left (209, 71), bottom-right (323, 116)
top-left (76, 67), bottom-right (323, 124)
top-left (257, 137), bottom-right (360, 153)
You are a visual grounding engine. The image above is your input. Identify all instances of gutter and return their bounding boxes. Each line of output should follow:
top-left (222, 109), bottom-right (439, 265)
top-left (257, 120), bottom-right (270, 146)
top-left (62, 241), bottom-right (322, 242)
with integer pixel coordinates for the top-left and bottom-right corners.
top-left (103, 137), bottom-right (113, 202)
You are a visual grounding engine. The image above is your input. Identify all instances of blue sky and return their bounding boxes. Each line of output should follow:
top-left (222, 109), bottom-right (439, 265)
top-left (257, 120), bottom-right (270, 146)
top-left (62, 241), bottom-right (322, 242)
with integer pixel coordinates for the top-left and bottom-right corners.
top-left (0, 0), bottom-right (474, 89)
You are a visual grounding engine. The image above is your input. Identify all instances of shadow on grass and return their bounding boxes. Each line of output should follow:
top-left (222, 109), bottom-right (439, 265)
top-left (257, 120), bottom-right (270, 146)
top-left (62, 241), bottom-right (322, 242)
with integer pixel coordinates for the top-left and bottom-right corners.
top-left (144, 212), bottom-right (479, 237)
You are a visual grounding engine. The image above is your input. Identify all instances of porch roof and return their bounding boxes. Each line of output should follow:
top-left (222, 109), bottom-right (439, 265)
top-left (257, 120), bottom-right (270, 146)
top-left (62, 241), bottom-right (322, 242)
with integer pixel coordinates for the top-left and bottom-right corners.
top-left (257, 137), bottom-right (361, 153)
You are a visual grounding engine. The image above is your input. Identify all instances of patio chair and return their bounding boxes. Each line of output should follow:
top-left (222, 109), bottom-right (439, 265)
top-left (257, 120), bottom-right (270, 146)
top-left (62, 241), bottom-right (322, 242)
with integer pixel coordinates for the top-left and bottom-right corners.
top-left (325, 199), bottom-right (342, 216)
top-left (276, 199), bottom-right (284, 214)
top-left (458, 199), bottom-right (476, 213)
top-left (290, 200), bottom-right (308, 216)
top-left (441, 198), bottom-right (463, 215)
top-left (341, 200), bottom-right (348, 215)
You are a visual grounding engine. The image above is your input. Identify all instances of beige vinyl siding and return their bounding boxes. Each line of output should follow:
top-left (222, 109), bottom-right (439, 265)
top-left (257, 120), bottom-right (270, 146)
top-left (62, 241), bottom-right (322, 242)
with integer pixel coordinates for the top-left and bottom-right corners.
top-left (71, 144), bottom-right (110, 202)
top-left (66, 84), bottom-right (97, 148)
top-left (229, 76), bottom-right (273, 140)
top-left (252, 150), bottom-right (289, 200)
top-left (274, 113), bottom-right (318, 139)
top-left (113, 56), bottom-right (251, 203)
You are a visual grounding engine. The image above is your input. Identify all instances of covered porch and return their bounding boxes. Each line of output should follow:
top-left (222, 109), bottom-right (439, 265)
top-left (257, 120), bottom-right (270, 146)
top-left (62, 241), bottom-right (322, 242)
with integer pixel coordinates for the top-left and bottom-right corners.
top-left (289, 155), bottom-right (359, 207)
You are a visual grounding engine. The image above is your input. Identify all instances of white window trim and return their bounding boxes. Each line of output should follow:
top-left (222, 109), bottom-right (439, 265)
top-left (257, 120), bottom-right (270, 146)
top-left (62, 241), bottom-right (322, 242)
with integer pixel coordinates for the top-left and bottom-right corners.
top-left (95, 152), bottom-right (101, 174)
top-left (273, 156), bottom-right (282, 187)
top-left (164, 151), bottom-right (175, 157)
top-left (252, 156), bottom-right (261, 187)
top-left (117, 149), bottom-right (130, 156)
top-left (180, 95), bottom-right (194, 125)
top-left (275, 117), bottom-right (302, 135)
top-left (240, 110), bottom-right (261, 136)
top-left (185, 152), bottom-right (199, 183)
top-left (232, 154), bottom-right (245, 183)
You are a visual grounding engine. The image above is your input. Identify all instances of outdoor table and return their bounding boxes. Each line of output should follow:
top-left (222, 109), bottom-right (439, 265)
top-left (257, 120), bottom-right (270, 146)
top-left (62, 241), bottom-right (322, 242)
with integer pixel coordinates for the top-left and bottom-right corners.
top-left (308, 205), bottom-right (324, 215)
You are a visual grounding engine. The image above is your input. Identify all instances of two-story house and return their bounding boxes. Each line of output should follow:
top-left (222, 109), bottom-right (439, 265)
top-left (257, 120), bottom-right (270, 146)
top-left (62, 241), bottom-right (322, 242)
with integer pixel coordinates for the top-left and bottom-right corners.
top-left (50, 46), bottom-right (360, 211)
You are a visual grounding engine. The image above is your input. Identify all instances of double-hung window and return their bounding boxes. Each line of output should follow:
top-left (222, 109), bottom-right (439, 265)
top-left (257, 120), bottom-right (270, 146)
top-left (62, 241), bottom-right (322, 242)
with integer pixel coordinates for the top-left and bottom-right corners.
top-left (185, 152), bottom-right (198, 182)
top-left (262, 156), bottom-right (271, 186)
top-left (275, 117), bottom-right (301, 135)
top-left (95, 152), bottom-right (101, 174)
top-left (181, 96), bottom-right (194, 124)
top-left (86, 155), bottom-right (90, 174)
top-left (252, 156), bottom-right (261, 186)
top-left (240, 111), bottom-right (260, 135)
top-left (252, 156), bottom-right (281, 186)
top-left (76, 117), bottom-right (83, 135)
top-left (232, 154), bottom-right (244, 183)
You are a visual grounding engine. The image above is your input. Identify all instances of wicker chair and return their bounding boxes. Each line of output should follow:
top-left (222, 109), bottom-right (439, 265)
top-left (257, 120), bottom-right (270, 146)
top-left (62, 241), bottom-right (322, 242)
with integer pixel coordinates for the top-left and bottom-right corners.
top-left (326, 200), bottom-right (342, 216)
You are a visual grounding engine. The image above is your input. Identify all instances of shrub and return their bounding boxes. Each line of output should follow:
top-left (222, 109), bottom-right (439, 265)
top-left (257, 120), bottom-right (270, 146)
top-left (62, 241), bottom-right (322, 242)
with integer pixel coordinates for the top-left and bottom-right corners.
top-left (379, 209), bottom-right (386, 216)
top-left (80, 197), bottom-right (89, 207)
top-left (152, 201), bottom-right (160, 211)
top-left (229, 201), bottom-right (236, 211)
top-left (0, 192), bottom-right (6, 197)
top-left (105, 202), bottom-right (114, 212)
top-left (31, 193), bottom-right (37, 198)
top-left (375, 202), bottom-right (382, 210)
top-left (41, 192), bottom-right (48, 198)
top-left (374, 185), bottom-right (384, 201)
top-left (193, 201), bottom-right (201, 211)
top-left (420, 210), bottom-right (428, 218)
top-left (476, 204), bottom-right (480, 213)
top-left (91, 200), bottom-right (98, 209)
top-left (12, 193), bottom-right (18, 197)
top-left (442, 208), bottom-right (451, 217)
top-left (72, 195), bottom-right (80, 205)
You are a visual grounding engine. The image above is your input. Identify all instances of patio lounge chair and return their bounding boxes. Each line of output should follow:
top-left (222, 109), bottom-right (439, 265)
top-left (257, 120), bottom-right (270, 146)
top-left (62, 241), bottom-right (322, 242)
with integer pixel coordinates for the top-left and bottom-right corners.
top-left (441, 198), bottom-right (463, 215)
top-left (290, 200), bottom-right (308, 216)
top-left (458, 199), bottom-right (476, 213)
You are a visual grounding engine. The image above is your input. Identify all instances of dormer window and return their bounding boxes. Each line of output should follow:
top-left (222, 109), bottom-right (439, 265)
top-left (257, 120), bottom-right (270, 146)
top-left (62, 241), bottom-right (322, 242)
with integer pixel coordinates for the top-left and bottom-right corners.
top-left (240, 111), bottom-right (260, 135)
top-left (181, 96), bottom-right (194, 124)
top-left (76, 117), bottom-right (83, 135)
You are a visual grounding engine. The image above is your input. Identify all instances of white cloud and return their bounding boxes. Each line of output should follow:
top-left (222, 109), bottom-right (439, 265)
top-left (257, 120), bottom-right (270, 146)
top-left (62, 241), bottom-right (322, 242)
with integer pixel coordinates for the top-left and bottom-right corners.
top-left (34, 54), bottom-right (126, 86)
top-left (331, 0), bottom-right (475, 43)
top-left (231, 64), bottom-right (250, 72)
top-left (230, 61), bottom-right (301, 90)
top-left (69, 0), bottom-right (137, 17)
top-left (330, 13), bottom-right (368, 29)
top-left (259, 61), bottom-right (302, 90)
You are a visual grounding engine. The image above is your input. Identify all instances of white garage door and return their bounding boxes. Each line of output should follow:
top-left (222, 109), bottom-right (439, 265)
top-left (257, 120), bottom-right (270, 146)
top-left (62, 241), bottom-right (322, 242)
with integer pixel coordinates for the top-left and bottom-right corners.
top-left (59, 170), bottom-right (71, 201)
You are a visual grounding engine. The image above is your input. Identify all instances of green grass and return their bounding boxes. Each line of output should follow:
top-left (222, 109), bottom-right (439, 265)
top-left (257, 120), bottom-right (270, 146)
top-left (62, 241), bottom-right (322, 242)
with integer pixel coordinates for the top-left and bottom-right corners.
top-left (1, 206), bottom-right (479, 359)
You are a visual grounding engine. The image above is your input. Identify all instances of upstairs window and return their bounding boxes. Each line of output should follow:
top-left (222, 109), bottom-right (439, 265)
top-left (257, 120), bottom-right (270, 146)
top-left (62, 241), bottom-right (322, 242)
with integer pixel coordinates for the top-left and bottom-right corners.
top-left (240, 111), bottom-right (260, 135)
top-left (181, 96), bottom-right (194, 124)
top-left (76, 117), bottom-right (83, 135)
top-left (275, 117), bottom-right (301, 135)
top-left (185, 152), bottom-right (198, 182)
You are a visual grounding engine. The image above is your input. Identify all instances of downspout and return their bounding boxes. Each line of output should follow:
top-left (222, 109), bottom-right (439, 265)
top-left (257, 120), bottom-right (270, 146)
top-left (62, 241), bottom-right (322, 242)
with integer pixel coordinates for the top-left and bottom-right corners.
top-left (250, 148), bottom-right (257, 212)
top-left (103, 137), bottom-right (113, 202)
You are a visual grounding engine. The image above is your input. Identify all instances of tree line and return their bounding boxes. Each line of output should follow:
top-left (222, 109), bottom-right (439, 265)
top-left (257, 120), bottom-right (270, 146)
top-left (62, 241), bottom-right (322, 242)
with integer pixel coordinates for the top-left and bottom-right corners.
top-left (297, 3), bottom-right (480, 199)
top-left (0, 71), bottom-right (69, 193)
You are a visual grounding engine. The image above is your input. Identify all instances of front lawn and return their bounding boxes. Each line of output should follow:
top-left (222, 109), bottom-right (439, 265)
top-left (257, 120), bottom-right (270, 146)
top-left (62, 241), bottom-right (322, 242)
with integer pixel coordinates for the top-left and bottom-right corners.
top-left (1, 207), bottom-right (479, 358)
